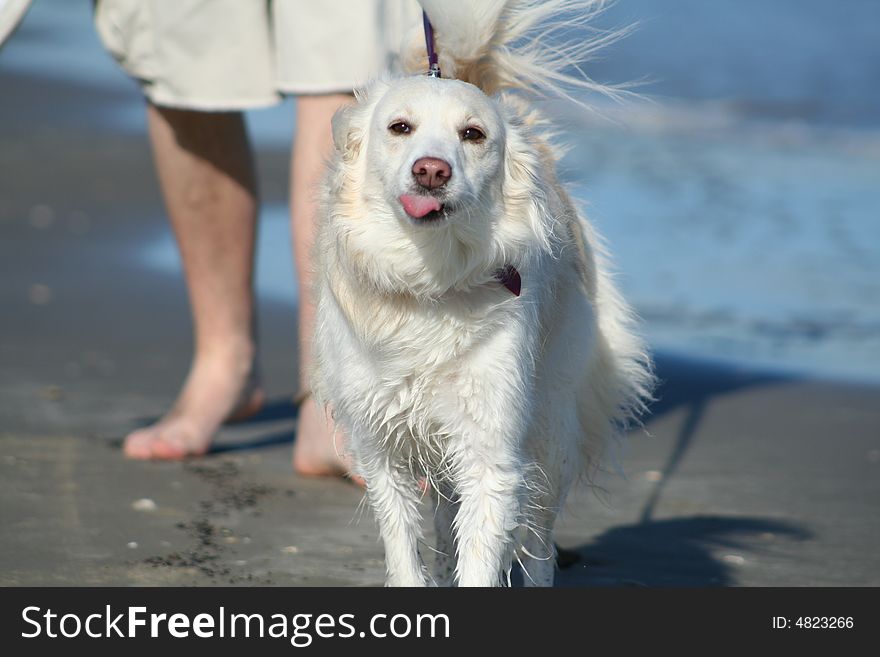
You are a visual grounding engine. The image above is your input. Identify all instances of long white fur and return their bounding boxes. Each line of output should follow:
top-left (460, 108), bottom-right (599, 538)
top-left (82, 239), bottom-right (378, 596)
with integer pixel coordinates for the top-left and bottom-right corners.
top-left (312, 0), bottom-right (653, 587)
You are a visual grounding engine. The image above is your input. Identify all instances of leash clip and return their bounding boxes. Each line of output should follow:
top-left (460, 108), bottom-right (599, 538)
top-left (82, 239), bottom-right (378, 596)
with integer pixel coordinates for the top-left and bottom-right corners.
top-left (422, 11), bottom-right (441, 78)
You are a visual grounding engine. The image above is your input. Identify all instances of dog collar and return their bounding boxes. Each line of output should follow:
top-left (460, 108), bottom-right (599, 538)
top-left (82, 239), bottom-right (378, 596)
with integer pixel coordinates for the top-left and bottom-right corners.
top-left (494, 265), bottom-right (521, 296)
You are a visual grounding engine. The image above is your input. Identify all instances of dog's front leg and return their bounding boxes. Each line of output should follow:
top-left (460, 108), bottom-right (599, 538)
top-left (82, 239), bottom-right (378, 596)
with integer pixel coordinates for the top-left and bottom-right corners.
top-left (431, 483), bottom-right (458, 587)
top-left (360, 452), bottom-right (430, 587)
top-left (517, 503), bottom-right (559, 587)
top-left (452, 445), bottom-right (523, 587)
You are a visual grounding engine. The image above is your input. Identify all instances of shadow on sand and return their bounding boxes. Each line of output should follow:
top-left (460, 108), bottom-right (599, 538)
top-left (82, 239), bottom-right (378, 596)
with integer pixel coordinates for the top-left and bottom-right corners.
top-left (550, 352), bottom-right (811, 585)
top-left (208, 397), bottom-right (303, 454)
top-left (641, 353), bottom-right (794, 521)
top-left (555, 515), bottom-right (811, 586)
top-left (120, 397), bottom-right (301, 454)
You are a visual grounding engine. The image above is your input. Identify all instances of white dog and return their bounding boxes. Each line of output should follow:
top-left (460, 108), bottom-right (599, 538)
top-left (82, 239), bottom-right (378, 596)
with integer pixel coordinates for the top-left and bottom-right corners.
top-left (311, 0), bottom-right (653, 586)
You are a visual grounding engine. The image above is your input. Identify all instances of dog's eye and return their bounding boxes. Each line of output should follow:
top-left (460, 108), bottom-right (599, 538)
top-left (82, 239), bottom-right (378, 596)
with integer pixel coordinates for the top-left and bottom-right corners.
top-left (461, 127), bottom-right (486, 142)
top-left (388, 121), bottom-right (412, 135)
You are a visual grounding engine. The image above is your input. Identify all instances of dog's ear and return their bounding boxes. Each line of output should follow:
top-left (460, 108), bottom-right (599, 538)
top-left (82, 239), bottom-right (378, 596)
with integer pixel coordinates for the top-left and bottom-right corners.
top-left (331, 106), bottom-right (363, 162)
top-left (503, 124), bottom-right (555, 255)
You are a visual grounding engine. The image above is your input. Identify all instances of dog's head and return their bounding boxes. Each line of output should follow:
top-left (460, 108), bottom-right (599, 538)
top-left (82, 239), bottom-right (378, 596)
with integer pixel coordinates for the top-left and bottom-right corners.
top-left (333, 76), bottom-right (507, 225)
top-left (368, 76), bottom-right (506, 226)
top-left (326, 76), bottom-right (555, 297)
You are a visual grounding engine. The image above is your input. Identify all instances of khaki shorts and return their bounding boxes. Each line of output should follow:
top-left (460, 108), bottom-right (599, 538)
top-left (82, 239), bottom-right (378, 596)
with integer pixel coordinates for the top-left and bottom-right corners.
top-left (95, 0), bottom-right (420, 110)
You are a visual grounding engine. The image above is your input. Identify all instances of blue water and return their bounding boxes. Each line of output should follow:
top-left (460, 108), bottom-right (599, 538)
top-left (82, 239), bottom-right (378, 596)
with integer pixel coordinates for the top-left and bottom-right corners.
top-left (3, 0), bottom-right (879, 383)
top-left (589, 0), bottom-right (880, 128)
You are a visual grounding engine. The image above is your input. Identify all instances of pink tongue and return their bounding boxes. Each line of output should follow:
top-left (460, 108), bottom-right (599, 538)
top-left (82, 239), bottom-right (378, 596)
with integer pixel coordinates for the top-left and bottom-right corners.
top-left (399, 195), bottom-right (442, 218)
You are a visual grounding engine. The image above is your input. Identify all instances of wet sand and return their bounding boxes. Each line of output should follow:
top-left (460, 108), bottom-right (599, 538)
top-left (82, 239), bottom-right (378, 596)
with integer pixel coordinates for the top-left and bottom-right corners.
top-left (2, 63), bottom-right (879, 587)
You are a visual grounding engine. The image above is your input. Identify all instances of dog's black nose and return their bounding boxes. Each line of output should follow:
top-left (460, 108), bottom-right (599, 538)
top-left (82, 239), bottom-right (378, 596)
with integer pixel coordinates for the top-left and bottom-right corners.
top-left (412, 157), bottom-right (452, 189)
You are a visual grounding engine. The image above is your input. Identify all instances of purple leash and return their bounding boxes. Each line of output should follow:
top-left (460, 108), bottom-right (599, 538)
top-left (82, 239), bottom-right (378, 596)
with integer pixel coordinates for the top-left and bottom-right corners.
top-left (422, 11), bottom-right (441, 78)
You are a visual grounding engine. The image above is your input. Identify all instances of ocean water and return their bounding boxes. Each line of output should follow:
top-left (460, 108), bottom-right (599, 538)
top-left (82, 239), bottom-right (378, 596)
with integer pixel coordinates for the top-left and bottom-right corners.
top-left (3, 0), bottom-right (879, 383)
top-left (563, 108), bottom-right (880, 382)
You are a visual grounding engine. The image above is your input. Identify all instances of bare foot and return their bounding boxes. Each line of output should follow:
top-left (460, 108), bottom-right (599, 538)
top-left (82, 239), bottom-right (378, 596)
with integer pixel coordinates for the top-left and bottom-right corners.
top-left (123, 346), bottom-right (263, 460)
top-left (292, 395), bottom-right (363, 485)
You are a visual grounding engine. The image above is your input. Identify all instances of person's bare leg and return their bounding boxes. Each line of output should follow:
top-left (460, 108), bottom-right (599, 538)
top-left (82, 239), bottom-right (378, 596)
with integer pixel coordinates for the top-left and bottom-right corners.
top-left (289, 94), bottom-right (355, 477)
top-left (124, 104), bottom-right (264, 460)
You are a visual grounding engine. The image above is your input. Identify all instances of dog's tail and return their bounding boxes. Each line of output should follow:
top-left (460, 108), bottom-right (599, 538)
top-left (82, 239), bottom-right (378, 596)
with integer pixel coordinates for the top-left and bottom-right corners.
top-left (404, 0), bottom-right (631, 102)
